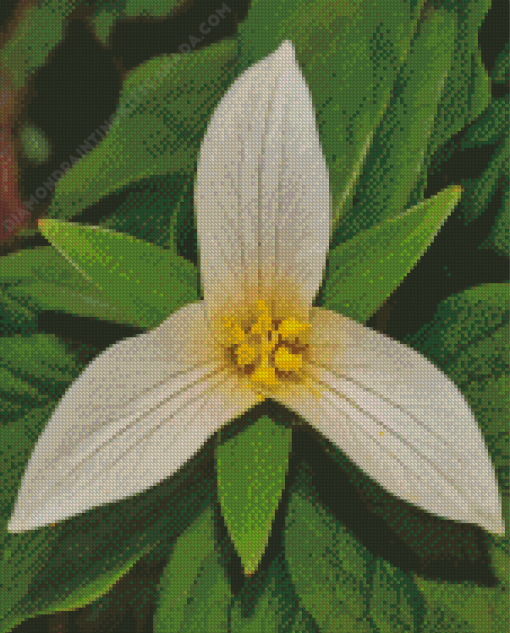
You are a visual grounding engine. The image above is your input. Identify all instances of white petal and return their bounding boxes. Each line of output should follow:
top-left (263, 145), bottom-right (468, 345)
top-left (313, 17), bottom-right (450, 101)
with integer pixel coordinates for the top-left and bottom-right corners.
top-left (8, 302), bottom-right (257, 532)
top-left (275, 307), bottom-right (505, 535)
top-left (196, 40), bottom-right (330, 318)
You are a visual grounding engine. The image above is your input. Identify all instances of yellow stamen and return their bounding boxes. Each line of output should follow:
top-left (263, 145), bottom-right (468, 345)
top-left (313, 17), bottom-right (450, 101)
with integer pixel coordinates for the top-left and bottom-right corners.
top-left (251, 300), bottom-right (272, 336)
top-left (251, 363), bottom-right (278, 386)
top-left (278, 317), bottom-right (310, 342)
top-left (274, 346), bottom-right (303, 372)
top-left (236, 343), bottom-right (257, 366)
top-left (224, 317), bottom-right (245, 345)
top-left (223, 299), bottom-right (310, 390)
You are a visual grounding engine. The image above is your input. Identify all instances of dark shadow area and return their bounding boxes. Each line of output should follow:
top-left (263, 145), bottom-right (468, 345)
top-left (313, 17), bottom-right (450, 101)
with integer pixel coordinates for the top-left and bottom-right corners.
top-left (38, 311), bottom-right (143, 349)
top-left (479, 0), bottom-right (509, 76)
top-left (0, 0), bottom-right (18, 31)
top-left (109, 0), bottom-right (251, 71)
top-left (21, 19), bottom-right (121, 212)
top-left (291, 427), bottom-right (499, 587)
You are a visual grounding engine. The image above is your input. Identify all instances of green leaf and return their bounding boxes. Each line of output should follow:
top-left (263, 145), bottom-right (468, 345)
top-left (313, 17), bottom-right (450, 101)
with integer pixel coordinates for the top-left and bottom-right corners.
top-left (19, 124), bottom-right (52, 165)
top-left (334, 6), bottom-right (456, 241)
top-left (0, 367), bottom-right (49, 420)
top-left (285, 463), bottom-right (373, 632)
top-left (90, 0), bottom-right (184, 45)
top-left (0, 246), bottom-right (130, 327)
top-left (457, 137), bottom-right (509, 223)
top-left (47, 41), bottom-right (238, 219)
top-left (237, 0), bottom-right (427, 228)
top-left (229, 553), bottom-right (318, 632)
top-left (321, 185), bottom-right (462, 324)
top-left (153, 506), bottom-right (232, 633)
top-left (415, 574), bottom-right (508, 633)
top-left (95, 173), bottom-right (194, 252)
top-left (480, 178), bottom-right (509, 258)
top-left (368, 558), bottom-right (423, 633)
top-left (426, 0), bottom-right (491, 156)
top-left (409, 0), bottom-right (492, 207)
top-left (461, 97), bottom-right (509, 148)
top-left (492, 42), bottom-right (509, 85)
top-left (0, 404), bottom-right (60, 530)
top-left (490, 539), bottom-right (509, 586)
top-left (405, 283), bottom-right (509, 374)
top-left (461, 374), bottom-right (509, 524)
top-left (39, 220), bottom-right (199, 329)
top-left (0, 1), bottom-right (79, 90)
top-left (0, 289), bottom-right (38, 337)
top-left (216, 414), bottom-right (292, 576)
top-left (447, 322), bottom-right (509, 524)
top-left (0, 334), bottom-right (81, 393)
top-left (69, 553), bottom-right (163, 633)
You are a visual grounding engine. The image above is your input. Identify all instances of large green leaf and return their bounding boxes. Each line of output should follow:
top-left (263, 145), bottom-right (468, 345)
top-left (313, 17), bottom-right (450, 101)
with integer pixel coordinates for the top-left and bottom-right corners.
top-left (216, 414), bottom-right (292, 576)
top-left (425, 0), bottom-right (491, 157)
top-left (0, 0), bottom-right (79, 90)
top-left (415, 573), bottom-right (508, 633)
top-left (321, 185), bottom-right (462, 323)
top-left (237, 0), bottom-right (427, 227)
top-left (405, 283), bottom-right (509, 373)
top-left (284, 464), bottom-right (374, 632)
top-left (153, 506), bottom-right (232, 633)
top-left (39, 219), bottom-right (199, 329)
top-left (369, 558), bottom-right (423, 633)
top-left (95, 173), bottom-right (194, 252)
top-left (461, 96), bottom-right (509, 149)
top-left (229, 553), bottom-right (318, 632)
top-left (155, 499), bottom-right (318, 632)
top-left (47, 40), bottom-right (238, 219)
top-left (408, 0), bottom-right (492, 207)
top-left (334, 6), bottom-right (455, 241)
top-left (0, 247), bottom-right (129, 327)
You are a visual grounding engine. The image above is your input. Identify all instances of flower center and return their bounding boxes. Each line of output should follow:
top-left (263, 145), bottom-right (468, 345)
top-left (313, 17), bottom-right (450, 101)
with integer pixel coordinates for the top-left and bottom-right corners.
top-left (222, 299), bottom-right (310, 392)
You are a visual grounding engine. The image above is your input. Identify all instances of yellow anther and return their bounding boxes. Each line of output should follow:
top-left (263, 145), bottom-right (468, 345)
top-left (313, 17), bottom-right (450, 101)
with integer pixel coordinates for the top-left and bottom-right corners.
top-left (236, 343), bottom-right (257, 366)
top-left (268, 330), bottom-right (278, 351)
top-left (224, 318), bottom-right (245, 345)
top-left (278, 317), bottom-right (310, 342)
top-left (251, 300), bottom-right (272, 335)
top-left (224, 300), bottom-right (309, 390)
top-left (251, 364), bottom-right (278, 386)
top-left (274, 346), bottom-right (303, 372)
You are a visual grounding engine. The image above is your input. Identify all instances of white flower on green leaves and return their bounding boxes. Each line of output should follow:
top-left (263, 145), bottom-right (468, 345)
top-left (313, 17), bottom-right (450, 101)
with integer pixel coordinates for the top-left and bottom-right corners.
top-left (8, 41), bottom-right (504, 536)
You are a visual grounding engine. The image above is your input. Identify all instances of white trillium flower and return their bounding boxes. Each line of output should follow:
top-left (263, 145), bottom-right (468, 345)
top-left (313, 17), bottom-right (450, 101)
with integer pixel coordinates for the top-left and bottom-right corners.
top-left (8, 41), bottom-right (504, 536)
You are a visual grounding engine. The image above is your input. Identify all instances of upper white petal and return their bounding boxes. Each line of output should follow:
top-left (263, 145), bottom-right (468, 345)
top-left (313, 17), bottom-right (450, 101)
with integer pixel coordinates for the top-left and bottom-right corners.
top-left (8, 302), bottom-right (258, 532)
top-left (196, 40), bottom-right (330, 318)
top-left (275, 307), bottom-right (505, 535)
